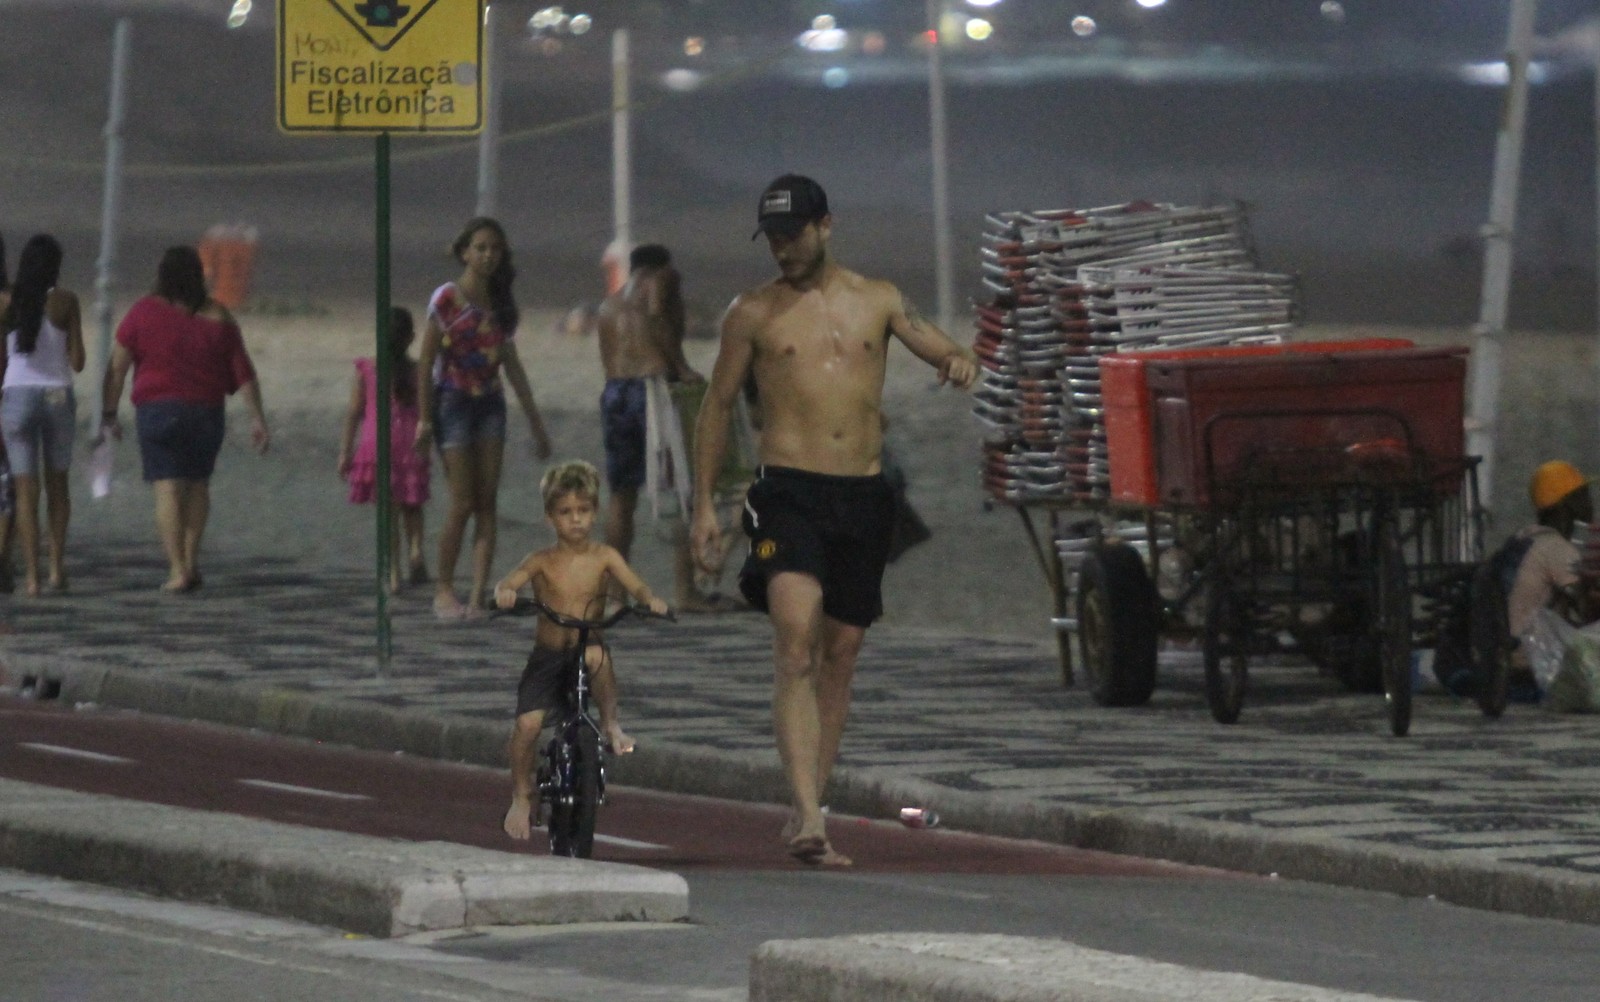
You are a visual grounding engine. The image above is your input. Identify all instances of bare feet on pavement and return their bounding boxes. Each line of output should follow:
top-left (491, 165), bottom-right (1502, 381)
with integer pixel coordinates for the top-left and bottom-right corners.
top-left (433, 592), bottom-right (468, 620)
top-left (504, 798), bottom-right (533, 840)
top-left (606, 725), bottom-right (636, 754)
top-left (678, 592), bottom-right (746, 614)
top-left (785, 814), bottom-right (851, 867)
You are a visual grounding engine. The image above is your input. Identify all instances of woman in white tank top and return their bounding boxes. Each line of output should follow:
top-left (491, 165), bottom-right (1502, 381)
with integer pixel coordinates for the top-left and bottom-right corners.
top-left (0, 234), bottom-right (86, 596)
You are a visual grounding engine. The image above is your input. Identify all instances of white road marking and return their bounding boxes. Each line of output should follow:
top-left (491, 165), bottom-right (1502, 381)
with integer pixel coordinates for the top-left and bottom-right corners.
top-left (237, 779), bottom-right (371, 801)
top-left (17, 742), bottom-right (135, 765)
top-left (594, 833), bottom-right (670, 850)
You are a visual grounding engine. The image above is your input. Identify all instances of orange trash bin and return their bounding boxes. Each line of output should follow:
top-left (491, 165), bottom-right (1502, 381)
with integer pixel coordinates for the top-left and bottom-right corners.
top-left (199, 224), bottom-right (258, 310)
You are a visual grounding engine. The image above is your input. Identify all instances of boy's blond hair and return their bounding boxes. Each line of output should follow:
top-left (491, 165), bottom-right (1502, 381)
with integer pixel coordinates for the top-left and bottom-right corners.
top-left (540, 460), bottom-right (601, 512)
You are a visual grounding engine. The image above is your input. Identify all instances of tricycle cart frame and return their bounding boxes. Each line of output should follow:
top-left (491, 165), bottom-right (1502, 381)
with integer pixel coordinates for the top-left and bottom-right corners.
top-left (1006, 405), bottom-right (1503, 737)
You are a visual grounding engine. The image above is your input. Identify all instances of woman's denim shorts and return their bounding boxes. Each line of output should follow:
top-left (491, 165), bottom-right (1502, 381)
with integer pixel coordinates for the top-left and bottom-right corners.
top-left (0, 385), bottom-right (77, 475)
top-left (435, 388), bottom-right (507, 450)
top-left (136, 401), bottom-right (226, 482)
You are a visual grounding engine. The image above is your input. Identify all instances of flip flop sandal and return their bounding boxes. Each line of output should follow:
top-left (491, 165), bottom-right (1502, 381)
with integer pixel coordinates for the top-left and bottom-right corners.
top-left (787, 834), bottom-right (828, 865)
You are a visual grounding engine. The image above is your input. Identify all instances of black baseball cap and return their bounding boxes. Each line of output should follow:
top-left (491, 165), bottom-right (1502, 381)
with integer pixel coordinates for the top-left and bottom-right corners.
top-left (752, 174), bottom-right (829, 240)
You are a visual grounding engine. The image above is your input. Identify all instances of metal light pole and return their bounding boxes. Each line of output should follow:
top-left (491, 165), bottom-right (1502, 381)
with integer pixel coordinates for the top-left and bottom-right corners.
top-left (925, 0), bottom-right (955, 334)
top-left (612, 27), bottom-right (632, 250)
top-left (1467, 0), bottom-right (1538, 518)
top-left (475, 2), bottom-right (501, 216)
top-left (93, 18), bottom-right (132, 385)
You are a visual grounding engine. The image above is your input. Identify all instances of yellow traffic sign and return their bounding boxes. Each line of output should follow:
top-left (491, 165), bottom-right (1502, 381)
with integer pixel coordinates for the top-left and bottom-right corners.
top-left (278, 0), bottom-right (483, 134)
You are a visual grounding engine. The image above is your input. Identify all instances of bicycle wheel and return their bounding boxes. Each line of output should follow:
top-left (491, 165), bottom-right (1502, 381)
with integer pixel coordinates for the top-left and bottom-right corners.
top-left (567, 726), bottom-right (603, 859)
top-left (545, 736), bottom-right (576, 857)
top-left (1202, 580), bottom-right (1247, 725)
top-left (1374, 518), bottom-right (1413, 737)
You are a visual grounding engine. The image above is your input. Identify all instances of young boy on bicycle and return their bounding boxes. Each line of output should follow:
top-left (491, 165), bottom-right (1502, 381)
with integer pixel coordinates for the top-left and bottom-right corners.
top-left (494, 459), bottom-right (670, 841)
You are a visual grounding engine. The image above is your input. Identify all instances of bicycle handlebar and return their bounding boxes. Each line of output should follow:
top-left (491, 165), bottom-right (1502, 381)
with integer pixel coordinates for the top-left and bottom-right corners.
top-left (495, 597), bottom-right (676, 628)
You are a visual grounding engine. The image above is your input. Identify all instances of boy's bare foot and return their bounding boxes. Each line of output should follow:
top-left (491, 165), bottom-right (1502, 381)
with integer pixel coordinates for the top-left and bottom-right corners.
top-left (504, 798), bottom-right (533, 840)
top-left (605, 726), bottom-right (636, 755)
top-left (160, 576), bottom-right (188, 594)
top-left (24, 577), bottom-right (41, 599)
top-left (817, 845), bottom-right (853, 867)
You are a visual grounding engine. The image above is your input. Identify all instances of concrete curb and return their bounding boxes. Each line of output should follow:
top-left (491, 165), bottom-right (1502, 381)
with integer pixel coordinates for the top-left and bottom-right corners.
top-left (748, 934), bottom-right (1417, 1002)
top-left (44, 664), bottom-right (1600, 927)
top-left (0, 778), bottom-right (688, 937)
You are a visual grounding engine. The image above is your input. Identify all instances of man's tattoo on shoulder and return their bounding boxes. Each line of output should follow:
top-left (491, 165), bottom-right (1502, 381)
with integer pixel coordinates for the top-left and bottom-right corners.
top-left (902, 294), bottom-right (926, 331)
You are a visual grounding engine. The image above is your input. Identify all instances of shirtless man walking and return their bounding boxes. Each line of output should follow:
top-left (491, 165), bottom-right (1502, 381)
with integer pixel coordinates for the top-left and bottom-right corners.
top-left (689, 175), bottom-right (978, 866)
top-left (596, 244), bottom-right (701, 563)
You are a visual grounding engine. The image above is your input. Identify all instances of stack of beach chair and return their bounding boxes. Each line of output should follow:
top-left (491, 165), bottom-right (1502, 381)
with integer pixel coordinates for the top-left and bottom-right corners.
top-left (973, 201), bottom-right (1298, 505)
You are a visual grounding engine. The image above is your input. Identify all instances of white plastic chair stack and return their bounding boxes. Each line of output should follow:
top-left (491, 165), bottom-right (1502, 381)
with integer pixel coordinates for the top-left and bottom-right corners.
top-left (972, 201), bottom-right (1299, 504)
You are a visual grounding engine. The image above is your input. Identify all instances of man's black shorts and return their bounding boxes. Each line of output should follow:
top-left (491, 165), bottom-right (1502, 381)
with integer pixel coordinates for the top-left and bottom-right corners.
top-left (738, 465), bottom-right (896, 628)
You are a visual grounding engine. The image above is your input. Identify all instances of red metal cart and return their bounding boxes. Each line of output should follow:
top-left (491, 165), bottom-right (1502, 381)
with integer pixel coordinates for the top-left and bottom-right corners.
top-left (1023, 340), bottom-right (1504, 736)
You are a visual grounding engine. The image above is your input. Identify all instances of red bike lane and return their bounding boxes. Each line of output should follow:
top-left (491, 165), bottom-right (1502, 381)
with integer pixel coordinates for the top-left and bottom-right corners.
top-left (0, 696), bottom-right (1242, 878)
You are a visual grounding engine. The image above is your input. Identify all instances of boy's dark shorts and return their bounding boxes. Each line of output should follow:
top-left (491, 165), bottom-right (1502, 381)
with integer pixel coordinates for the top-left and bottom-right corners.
top-left (516, 645), bottom-right (587, 719)
top-left (738, 466), bottom-right (897, 628)
top-left (600, 377), bottom-right (647, 490)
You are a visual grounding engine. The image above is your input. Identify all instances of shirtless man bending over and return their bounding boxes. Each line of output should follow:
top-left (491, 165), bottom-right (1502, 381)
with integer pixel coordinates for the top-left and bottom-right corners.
top-left (595, 245), bottom-right (705, 594)
top-left (689, 175), bottom-right (978, 866)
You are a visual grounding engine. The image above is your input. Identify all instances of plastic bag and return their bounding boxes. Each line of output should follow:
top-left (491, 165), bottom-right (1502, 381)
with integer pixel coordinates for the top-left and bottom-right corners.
top-left (1524, 607), bottom-right (1577, 689)
top-left (1525, 607), bottom-right (1600, 712)
top-left (87, 430), bottom-right (115, 499)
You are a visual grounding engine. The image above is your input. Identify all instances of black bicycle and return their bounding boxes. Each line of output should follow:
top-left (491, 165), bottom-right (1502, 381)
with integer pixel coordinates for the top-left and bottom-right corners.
top-left (500, 598), bottom-right (672, 858)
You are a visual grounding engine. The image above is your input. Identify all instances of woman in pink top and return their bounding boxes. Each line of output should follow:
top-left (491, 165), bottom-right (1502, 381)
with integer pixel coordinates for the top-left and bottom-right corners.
top-left (101, 246), bottom-right (270, 593)
top-left (415, 217), bottom-right (552, 619)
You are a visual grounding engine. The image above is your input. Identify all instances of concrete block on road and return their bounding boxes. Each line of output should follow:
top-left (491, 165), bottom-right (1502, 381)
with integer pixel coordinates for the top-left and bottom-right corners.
top-left (0, 778), bottom-right (688, 937)
top-left (749, 933), bottom-right (1419, 1002)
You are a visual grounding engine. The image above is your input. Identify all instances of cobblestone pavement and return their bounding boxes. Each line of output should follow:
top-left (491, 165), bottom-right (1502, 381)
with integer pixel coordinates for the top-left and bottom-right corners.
top-left (6, 538), bottom-right (1600, 921)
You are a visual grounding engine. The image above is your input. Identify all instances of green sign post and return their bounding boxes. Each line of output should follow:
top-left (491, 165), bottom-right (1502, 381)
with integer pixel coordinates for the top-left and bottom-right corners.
top-left (277, 0), bottom-right (484, 670)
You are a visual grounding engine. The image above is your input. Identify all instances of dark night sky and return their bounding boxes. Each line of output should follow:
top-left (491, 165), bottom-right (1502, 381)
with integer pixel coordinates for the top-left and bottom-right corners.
top-left (593, 0), bottom-right (1599, 54)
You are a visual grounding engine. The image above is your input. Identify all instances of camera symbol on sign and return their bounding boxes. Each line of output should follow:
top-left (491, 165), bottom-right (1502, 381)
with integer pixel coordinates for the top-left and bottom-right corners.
top-left (354, 2), bottom-right (410, 28)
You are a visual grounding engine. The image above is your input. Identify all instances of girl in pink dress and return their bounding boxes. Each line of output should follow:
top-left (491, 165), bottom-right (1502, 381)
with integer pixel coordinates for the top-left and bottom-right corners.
top-left (337, 307), bottom-right (430, 591)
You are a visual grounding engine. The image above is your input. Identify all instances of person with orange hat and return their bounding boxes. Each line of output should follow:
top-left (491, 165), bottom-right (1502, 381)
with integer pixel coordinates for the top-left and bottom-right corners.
top-left (1499, 461), bottom-right (1600, 696)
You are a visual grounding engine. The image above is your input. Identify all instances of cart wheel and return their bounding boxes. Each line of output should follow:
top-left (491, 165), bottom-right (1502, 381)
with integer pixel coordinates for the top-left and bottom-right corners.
top-left (1431, 596), bottom-right (1473, 695)
top-left (1202, 581), bottom-right (1248, 724)
top-left (1076, 543), bottom-right (1158, 707)
top-left (1468, 561), bottom-right (1512, 719)
top-left (1374, 521), bottom-right (1413, 737)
